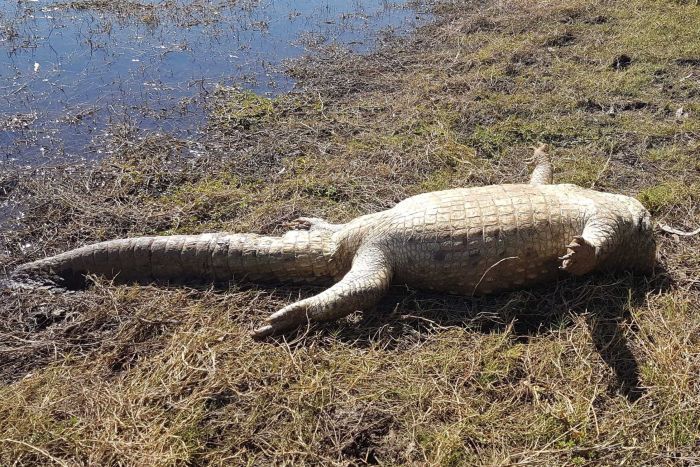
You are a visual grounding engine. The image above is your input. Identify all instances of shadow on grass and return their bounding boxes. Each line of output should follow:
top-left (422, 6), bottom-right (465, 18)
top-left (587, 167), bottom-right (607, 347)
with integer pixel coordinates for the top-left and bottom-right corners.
top-left (2, 265), bottom-right (672, 403)
top-left (303, 268), bottom-right (674, 403)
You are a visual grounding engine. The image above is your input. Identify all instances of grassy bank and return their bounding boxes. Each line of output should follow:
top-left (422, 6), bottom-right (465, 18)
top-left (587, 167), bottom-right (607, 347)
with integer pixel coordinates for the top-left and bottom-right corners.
top-left (1, 0), bottom-right (699, 464)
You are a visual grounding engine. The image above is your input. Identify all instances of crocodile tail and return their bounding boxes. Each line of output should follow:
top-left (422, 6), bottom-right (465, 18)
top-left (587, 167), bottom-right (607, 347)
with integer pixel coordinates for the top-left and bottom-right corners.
top-left (9, 231), bottom-right (339, 289)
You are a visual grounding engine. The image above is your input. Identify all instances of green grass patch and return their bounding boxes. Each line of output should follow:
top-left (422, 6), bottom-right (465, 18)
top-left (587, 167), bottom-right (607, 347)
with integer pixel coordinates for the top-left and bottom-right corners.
top-left (638, 181), bottom-right (700, 213)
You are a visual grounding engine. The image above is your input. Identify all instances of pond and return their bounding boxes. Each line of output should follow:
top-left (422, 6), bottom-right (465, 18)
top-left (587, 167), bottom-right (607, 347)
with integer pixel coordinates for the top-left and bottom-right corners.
top-left (0, 0), bottom-right (427, 167)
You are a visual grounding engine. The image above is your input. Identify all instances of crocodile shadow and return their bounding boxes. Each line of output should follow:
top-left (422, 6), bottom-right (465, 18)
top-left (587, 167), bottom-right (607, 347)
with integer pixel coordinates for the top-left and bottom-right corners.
top-left (313, 267), bottom-right (673, 403)
top-left (3, 263), bottom-right (671, 402)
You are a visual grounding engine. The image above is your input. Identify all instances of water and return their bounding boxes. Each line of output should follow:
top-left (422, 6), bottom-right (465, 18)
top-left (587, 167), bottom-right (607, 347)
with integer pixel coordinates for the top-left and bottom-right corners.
top-left (0, 0), bottom-right (426, 167)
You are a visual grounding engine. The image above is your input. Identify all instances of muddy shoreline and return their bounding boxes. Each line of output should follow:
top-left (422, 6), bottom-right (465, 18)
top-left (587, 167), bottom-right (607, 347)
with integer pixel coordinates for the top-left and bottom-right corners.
top-left (0, 0), bottom-right (426, 166)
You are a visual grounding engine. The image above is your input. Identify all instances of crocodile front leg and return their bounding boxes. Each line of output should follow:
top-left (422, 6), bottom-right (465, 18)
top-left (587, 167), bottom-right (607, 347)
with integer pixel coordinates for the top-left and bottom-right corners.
top-left (252, 244), bottom-right (392, 338)
top-left (559, 213), bottom-right (621, 276)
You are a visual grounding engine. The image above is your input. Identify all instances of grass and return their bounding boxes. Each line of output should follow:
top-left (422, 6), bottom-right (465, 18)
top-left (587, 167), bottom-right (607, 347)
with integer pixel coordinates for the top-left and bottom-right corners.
top-left (639, 182), bottom-right (700, 213)
top-left (1, 0), bottom-right (700, 464)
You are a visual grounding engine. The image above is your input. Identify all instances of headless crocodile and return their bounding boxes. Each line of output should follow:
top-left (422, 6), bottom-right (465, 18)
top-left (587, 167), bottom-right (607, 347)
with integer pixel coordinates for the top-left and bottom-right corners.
top-left (8, 145), bottom-right (657, 337)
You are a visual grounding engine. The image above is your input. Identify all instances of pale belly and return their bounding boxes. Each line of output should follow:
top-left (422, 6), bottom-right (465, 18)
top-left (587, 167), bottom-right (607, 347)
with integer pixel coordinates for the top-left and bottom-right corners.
top-left (373, 184), bottom-right (594, 294)
top-left (383, 195), bottom-right (587, 294)
top-left (393, 242), bottom-right (566, 295)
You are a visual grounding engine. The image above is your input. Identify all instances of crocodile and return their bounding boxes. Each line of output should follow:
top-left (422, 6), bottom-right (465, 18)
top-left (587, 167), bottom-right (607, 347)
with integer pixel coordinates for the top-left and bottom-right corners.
top-left (8, 145), bottom-right (657, 337)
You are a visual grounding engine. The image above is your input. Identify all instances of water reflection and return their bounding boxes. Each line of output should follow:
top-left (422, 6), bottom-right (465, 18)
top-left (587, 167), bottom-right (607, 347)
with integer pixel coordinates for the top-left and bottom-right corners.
top-left (0, 0), bottom-right (424, 166)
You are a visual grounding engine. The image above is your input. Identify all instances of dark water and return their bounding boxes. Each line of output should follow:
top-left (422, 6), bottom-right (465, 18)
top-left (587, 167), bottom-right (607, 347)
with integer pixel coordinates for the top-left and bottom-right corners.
top-left (0, 0), bottom-right (426, 167)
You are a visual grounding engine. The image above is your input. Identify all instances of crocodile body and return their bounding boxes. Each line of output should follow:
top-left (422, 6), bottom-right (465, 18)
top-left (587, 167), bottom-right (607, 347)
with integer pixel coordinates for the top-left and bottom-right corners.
top-left (8, 147), bottom-right (657, 337)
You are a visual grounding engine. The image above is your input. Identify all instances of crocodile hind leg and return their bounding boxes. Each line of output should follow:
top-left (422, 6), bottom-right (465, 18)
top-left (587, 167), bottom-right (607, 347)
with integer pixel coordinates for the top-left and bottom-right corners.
top-left (286, 217), bottom-right (345, 233)
top-left (252, 245), bottom-right (393, 338)
top-left (529, 143), bottom-right (553, 185)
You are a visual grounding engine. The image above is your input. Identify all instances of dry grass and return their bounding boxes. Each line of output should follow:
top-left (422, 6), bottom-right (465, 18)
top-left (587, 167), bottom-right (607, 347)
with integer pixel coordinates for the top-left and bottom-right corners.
top-left (1, 0), bottom-right (700, 464)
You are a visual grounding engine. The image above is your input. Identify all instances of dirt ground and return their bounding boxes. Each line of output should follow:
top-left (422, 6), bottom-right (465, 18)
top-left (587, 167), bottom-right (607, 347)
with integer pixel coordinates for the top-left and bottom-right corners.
top-left (1, 0), bottom-right (699, 464)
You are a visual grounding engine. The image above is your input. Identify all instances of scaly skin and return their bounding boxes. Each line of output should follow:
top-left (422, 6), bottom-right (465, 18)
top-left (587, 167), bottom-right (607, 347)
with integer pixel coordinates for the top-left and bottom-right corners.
top-left (8, 147), bottom-right (657, 337)
top-left (10, 231), bottom-right (341, 287)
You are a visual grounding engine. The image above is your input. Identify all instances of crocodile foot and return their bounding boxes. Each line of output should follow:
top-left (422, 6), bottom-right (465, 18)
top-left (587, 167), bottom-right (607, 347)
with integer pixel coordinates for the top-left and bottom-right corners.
top-left (285, 217), bottom-right (342, 233)
top-left (252, 300), bottom-right (312, 339)
top-left (559, 236), bottom-right (597, 276)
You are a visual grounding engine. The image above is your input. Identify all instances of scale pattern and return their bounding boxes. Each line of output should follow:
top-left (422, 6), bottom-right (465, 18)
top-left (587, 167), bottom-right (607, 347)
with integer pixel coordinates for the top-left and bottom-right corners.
top-left (11, 231), bottom-right (339, 288)
top-left (383, 184), bottom-right (589, 294)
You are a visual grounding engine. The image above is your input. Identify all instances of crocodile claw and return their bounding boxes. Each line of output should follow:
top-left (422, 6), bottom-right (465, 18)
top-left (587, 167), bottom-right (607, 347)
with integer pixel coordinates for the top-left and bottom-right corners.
top-left (251, 300), bottom-right (312, 339)
top-left (559, 236), bottom-right (597, 276)
top-left (285, 217), bottom-right (315, 231)
top-left (251, 319), bottom-right (302, 339)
